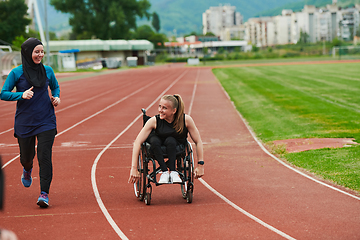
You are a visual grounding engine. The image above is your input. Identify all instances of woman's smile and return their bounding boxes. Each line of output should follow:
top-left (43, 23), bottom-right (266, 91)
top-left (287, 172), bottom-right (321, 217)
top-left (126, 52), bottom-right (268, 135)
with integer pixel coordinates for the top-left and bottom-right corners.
top-left (158, 99), bottom-right (176, 123)
top-left (32, 45), bottom-right (44, 64)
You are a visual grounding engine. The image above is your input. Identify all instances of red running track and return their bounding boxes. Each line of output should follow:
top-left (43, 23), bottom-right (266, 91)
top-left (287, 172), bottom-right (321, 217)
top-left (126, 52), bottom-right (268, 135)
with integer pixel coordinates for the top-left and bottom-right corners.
top-left (0, 63), bottom-right (360, 239)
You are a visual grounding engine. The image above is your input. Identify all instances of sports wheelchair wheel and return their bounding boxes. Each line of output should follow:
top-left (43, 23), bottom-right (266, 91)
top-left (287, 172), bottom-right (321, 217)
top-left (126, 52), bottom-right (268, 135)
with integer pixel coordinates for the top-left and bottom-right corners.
top-left (181, 182), bottom-right (188, 199)
top-left (134, 149), bottom-right (146, 201)
top-left (145, 184), bottom-right (152, 205)
top-left (144, 193), bottom-right (151, 205)
top-left (178, 141), bottom-right (194, 202)
top-left (186, 182), bottom-right (194, 203)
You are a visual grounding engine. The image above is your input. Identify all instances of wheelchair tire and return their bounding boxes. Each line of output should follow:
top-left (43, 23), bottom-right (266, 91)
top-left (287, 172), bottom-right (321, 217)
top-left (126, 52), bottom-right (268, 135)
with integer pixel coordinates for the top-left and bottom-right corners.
top-left (145, 192), bottom-right (151, 205)
top-left (180, 141), bottom-right (194, 201)
top-left (134, 150), bottom-right (146, 201)
top-left (181, 182), bottom-right (187, 199)
top-left (186, 183), bottom-right (194, 203)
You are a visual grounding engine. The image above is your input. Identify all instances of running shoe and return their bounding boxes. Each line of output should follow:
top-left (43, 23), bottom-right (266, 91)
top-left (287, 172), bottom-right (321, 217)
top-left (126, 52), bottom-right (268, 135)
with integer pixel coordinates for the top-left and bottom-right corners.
top-left (37, 191), bottom-right (49, 208)
top-left (158, 171), bottom-right (170, 184)
top-left (170, 171), bottom-right (182, 183)
top-left (21, 168), bottom-right (32, 188)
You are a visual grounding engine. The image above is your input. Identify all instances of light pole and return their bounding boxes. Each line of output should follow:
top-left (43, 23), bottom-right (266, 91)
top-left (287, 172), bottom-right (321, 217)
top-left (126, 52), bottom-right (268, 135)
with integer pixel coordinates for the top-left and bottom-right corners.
top-left (338, 20), bottom-right (342, 60)
top-left (44, 0), bottom-right (50, 66)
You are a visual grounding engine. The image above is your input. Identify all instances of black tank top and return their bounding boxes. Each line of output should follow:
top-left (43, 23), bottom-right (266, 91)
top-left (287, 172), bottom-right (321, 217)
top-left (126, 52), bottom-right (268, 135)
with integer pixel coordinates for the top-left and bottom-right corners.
top-left (155, 114), bottom-right (188, 144)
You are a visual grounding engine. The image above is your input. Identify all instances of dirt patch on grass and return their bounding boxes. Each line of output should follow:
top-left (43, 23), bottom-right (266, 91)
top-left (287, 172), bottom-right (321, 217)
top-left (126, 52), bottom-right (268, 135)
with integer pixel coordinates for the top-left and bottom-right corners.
top-left (272, 138), bottom-right (358, 153)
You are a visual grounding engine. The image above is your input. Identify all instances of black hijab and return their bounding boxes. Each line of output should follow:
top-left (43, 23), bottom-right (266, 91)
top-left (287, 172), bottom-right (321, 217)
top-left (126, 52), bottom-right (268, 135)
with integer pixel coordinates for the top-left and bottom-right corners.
top-left (21, 38), bottom-right (47, 88)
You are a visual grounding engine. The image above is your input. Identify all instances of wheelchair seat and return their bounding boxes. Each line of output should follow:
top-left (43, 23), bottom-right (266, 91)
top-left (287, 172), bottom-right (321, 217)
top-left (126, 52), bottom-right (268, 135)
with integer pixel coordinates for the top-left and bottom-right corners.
top-left (143, 142), bottom-right (185, 159)
top-left (134, 108), bottom-right (195, 205)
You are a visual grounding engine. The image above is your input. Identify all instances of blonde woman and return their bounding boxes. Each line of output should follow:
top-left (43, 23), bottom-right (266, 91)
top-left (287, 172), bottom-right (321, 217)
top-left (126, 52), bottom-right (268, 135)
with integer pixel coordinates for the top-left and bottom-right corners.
top-left (129, 94), bottom-right (204, 184)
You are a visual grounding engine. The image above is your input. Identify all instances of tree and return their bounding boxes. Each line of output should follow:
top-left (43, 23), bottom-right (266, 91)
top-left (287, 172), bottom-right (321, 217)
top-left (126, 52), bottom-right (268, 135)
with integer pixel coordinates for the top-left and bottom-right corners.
top-left (184, 31), bottom-right (198, 37)
top-left (251, 45), bottom-right (259, 52)
top-left (50, 0), bottom-right (151, 40)
top-left (149, 33), bottom-right (167, 49)
top-left (135, 25), bottom-right (154, 39)
top-left (0, 0), bottom-right (31, 44)
top-left (332, 37), bottom-right (341, 47)
top-left (298, 29), bottom-right (309, 44)
top-left (11, 36), bottom-right (27, 50)
top-left (152, 12), bottom-right (160, 33)
top-left (356, 24), bottom-right (360, 37)
top-left (133, 25), bottom-right (167, 49)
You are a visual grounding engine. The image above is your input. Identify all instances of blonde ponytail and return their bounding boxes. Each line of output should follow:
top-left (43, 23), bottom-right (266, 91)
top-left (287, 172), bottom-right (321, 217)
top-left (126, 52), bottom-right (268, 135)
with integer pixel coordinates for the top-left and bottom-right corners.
top-left (162, 94), bottom-right (185, 133)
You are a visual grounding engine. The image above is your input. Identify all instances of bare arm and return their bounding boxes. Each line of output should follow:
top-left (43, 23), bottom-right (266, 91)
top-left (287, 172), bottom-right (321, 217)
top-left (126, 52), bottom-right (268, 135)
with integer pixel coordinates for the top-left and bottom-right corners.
top-left (185, 115), bottom-right (204, 179)
top-left (128, 116), bottom-right (156, 183)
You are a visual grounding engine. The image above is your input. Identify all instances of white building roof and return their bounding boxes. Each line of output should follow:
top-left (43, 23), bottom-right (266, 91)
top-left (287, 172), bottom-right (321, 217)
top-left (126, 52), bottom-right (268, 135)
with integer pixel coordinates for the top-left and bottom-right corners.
top-left (45, 39), bottom-right (153, 52)
top-left (190, 40), bottom-right (248, 48)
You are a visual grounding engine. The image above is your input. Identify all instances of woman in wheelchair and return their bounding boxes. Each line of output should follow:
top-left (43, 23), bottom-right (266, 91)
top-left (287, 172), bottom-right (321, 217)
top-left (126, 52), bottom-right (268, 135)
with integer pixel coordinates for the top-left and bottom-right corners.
top-left (128, 94), bottom-right (204, 184)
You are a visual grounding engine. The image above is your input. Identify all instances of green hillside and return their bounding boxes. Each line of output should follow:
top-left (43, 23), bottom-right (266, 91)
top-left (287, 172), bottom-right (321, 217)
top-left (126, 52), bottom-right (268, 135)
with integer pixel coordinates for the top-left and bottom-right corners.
top-left (141, 0), bottom-right (301, 35)
top-left (46, 0), bottom-right (359, 38)
top-left (47, 0), bottom-right (302, 37)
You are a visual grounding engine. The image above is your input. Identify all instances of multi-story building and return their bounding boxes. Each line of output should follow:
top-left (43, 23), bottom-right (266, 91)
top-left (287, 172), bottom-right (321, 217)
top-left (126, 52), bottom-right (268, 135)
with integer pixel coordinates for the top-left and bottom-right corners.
top-left (222, 25), bottom-right (246, 41)
top-left (274, 10), bottom-right (292, 45)
top-left (245, 11), bottom-right (292, 47)
top-left (201, 2), bottom-right (359, 48)
top-left (245, 17), bottom-right (275, 47)
top-left (290, 3), bottom-right (359, 44)
top-left (290, 5), bottom-right (316, 44)
top-left (247, 2), bottom-right (360, 47)
top-left (339, 7), bottom-right (360, 40)
top-left (202, 4), bottom-right (243, 40)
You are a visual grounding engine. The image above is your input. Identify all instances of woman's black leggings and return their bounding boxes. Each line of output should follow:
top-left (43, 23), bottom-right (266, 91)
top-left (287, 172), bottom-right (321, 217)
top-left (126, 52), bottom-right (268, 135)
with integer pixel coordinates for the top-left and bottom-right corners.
top-left (147, 135), bottom-right (177, 172)
top-left (17, 128), bottom-right (56, 194)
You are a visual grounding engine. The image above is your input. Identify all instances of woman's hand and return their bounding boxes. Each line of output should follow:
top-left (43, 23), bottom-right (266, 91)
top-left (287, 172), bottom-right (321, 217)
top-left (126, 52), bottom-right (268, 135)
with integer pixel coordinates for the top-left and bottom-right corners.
top-left (128, 167), bottom-right (140, 183)
top-left (51, 96), bottom-right (60, 107)
top-left (194, 165), bottom-right (204, 179)
top-left (22, 86), bottom-right (34, 99)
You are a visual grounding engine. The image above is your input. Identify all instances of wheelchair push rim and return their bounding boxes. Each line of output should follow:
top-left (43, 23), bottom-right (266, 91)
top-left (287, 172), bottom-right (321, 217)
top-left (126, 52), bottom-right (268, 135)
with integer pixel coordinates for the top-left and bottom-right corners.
top-left (134, 150), bottom-right (147, 201)
top-left (180, 141), bottom-right (195, 201)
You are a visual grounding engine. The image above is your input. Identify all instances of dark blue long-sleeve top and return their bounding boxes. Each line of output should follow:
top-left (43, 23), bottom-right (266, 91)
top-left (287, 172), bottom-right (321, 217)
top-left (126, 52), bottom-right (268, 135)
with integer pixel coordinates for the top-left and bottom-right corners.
top-left (1, 65), bottom-right (60, 138)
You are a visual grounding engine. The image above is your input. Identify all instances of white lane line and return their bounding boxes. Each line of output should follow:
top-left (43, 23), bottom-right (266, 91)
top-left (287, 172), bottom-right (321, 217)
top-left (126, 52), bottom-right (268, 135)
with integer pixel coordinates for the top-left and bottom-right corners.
top-left (91, 71), bottom-right (187, 239)
top-left (199, 179), bottom-right (296, 240)
top-left (1, 72), bottom-right (173, 169)
top-left (187, 68), bottom-right (199, 115)
top-left (216, 77), bottom-right (360, 201)
top-left (0, 80), bottom-right (134, 136)
top-left (188, 69), bottom-right (296, 239)
top-left (55, 88), bottom-right (119, 113)
top-left (0, 128), bottom-right (12, 136)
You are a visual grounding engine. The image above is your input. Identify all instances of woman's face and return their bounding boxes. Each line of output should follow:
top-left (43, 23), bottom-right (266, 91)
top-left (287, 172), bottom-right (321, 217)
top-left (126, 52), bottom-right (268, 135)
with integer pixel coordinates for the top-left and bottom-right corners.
top-left (158, 98), bottom-right (176, 122)
top-left (32, 44), bottom-right (44, 64)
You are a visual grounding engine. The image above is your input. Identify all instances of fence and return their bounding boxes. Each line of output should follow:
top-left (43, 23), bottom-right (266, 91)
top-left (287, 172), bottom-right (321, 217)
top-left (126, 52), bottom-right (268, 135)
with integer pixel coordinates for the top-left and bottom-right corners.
top-left (332, 45), bottom-right (360, 59)
top-left (0, 47), bottom-right (21, 89)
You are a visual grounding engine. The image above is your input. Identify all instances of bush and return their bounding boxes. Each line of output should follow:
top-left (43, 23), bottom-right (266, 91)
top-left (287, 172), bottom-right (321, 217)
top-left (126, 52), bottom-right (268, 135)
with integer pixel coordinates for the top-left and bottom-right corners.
top-left (281, 52), bottom-right (300, 58)
top-left (154, 40), bottom-right (355, 63)
top-left (253, 53), bottom-right (263, 59)
top-left (155, 53), bottom-right (168, 62)
top-left (165, 57), bottom-right (188, 62)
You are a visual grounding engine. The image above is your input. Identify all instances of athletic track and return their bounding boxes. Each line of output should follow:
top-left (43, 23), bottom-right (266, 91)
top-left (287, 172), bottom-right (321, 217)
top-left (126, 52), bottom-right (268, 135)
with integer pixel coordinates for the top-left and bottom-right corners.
top-left (1, 62), bottom-right (359, 239)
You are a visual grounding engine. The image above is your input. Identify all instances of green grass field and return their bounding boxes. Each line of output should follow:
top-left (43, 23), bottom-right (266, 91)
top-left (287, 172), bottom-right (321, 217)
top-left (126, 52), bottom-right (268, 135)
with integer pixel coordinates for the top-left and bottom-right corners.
top-left (213, 61), bottom-right (360, 193)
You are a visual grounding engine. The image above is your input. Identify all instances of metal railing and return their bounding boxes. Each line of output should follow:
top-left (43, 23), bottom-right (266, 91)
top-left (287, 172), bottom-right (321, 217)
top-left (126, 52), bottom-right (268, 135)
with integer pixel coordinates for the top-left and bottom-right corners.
top-left (0, 46), bottom-right (21, 88)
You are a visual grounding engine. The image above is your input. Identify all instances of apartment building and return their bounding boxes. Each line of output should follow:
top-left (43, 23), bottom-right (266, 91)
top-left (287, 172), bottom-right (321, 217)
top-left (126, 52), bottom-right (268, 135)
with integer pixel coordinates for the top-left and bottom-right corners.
top-left (245, 17), bottom-right (275, 47)
top-left (340, 7), bottom-right (360, 40)
top-left (275, 10), bottom-right (292, 45)
top-left (290, 5), bottom-right (316, 44)
top-left (246, 3), bottom-right (359, 47)
top-left (202, 4), bottom-right (243, 40)
top-left (203, 1), bottom-right (359, 48)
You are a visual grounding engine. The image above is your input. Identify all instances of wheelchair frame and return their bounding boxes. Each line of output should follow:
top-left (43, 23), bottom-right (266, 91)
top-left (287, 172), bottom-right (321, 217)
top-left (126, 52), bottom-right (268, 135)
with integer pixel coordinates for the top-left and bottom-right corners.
top-left (133, 109), bottom-right (195, 205)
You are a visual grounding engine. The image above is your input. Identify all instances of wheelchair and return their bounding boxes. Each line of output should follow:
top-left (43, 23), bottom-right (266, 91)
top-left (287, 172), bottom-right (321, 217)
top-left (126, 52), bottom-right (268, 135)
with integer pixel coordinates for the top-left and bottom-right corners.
top-left (134, 109), bottom-right (195, 205)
